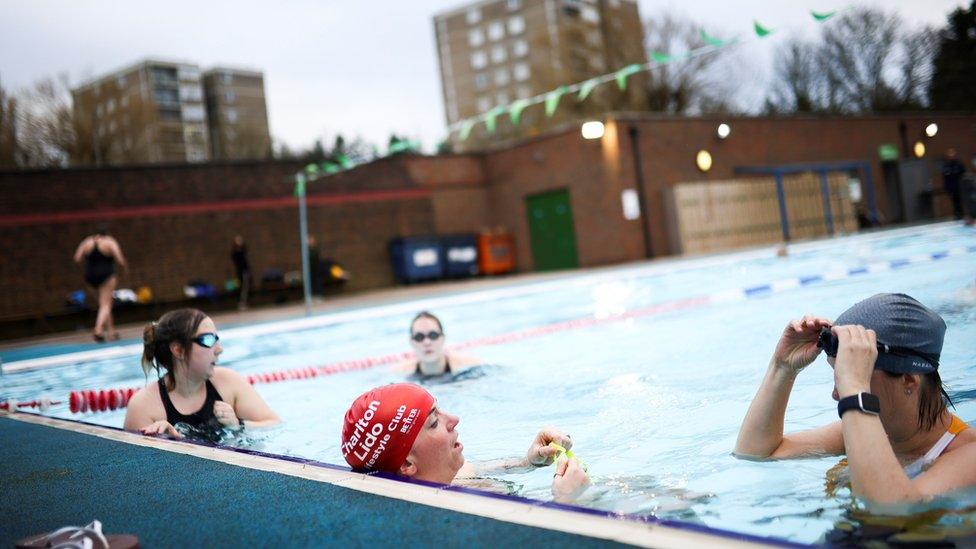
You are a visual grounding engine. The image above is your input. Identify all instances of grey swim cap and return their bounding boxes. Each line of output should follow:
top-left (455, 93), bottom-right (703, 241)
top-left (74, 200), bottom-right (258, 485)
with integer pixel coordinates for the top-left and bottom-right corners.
top-left (834, 293), bottom-right (945, 374)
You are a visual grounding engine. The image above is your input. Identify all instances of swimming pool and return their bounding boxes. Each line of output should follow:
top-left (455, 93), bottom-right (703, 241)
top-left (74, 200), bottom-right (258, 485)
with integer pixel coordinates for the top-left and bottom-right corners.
top-left (3, 221), bottom-right (975, 545)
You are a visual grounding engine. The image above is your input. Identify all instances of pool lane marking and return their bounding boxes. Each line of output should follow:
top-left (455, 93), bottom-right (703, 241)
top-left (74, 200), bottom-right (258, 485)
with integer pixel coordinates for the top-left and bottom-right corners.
top-left (3, 412), bottom-right (794, 549)
top-left (5, 229), bottom-right (973, 374)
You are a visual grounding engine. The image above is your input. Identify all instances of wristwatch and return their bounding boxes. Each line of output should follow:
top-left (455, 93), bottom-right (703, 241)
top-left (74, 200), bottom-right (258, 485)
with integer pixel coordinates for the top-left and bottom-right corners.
top-left (837, 391), bottom-right (881, 418)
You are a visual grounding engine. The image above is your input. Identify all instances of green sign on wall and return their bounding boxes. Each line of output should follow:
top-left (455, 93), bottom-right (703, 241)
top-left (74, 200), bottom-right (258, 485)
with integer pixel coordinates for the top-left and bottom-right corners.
top-left (878, 143), bottom-right (899, 161)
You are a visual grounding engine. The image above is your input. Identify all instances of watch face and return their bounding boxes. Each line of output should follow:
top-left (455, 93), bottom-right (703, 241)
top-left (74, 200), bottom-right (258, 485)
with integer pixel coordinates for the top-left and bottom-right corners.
top-left (860, 392), bottom-right (881, 414)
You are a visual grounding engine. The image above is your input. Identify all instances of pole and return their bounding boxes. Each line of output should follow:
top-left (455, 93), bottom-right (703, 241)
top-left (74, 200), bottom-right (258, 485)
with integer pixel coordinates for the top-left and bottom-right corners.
top-left (818, 171), bottom-right (835, 236)
top-left (296, 174), bottom-right (312, 315)
top-left (628, 125), bottom-right (654, 258)
top-left (774, 172), bottom-right (791, 242)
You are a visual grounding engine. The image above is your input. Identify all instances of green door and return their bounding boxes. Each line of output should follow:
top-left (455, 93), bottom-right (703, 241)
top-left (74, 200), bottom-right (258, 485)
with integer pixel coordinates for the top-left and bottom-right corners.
top-left (525, 189), bottom-right (579, 271)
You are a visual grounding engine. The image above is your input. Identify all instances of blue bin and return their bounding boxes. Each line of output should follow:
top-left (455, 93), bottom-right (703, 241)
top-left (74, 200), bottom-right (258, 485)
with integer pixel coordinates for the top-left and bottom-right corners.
top-left (441, 234), bottom-right (479, 278)
top-left (389, 236), bottom-right (444, 284)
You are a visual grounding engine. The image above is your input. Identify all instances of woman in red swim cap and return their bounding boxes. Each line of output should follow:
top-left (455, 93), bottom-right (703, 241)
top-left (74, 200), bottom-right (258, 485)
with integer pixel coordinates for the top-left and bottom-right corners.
top-left (341, 383), bottom-right (588, 502)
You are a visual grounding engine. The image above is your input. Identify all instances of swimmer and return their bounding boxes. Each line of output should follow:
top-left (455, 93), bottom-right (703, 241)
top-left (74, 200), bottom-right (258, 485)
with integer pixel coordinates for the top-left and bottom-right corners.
top-left (73, 225), bottom-right (128, 342)
top-left (735, 293), bottom-right (976, 507)
top-left (394, 311), bottom-right (482, 377)
top-left (124, 308), bottom-right (279, 440)
top-left (341, 383), bottom-right (589, 503)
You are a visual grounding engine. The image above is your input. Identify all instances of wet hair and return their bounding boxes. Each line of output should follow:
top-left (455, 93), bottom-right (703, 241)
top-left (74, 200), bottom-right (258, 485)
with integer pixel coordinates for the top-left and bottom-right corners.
top-left (142, 308), bottom-right (207, 383)
top-left (884, 370), bottom-right (954, 431)
top-left (95, 223), bottom-right (109, 236)
top-left (409, 311), bottom-right (444, 336)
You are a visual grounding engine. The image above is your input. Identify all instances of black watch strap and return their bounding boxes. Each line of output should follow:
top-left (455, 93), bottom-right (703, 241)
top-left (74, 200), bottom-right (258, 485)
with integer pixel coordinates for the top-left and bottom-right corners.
top-left (837, 392), bottom-right (881, 418)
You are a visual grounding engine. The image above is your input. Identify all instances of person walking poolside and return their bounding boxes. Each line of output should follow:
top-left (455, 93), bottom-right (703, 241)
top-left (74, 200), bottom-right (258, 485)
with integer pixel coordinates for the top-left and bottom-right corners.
top-left (341, 383), bottom-right (589, 503)
top-left (124, 308), bottom-right (279, 441)
top-left (735, 293), bottom-right (975, 508)
top-left (73, 225), bottom-right (128, 342)
top-left (231, 235), bottom-right (251, 311)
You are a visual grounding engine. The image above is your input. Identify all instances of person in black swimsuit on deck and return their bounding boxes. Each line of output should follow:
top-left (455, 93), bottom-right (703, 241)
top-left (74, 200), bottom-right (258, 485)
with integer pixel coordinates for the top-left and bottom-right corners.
top-left (73, 225), bottom-right (128, 342)
top-left (393, 311), bottom-right (483, 378)
top-left (123, 308), bottom-right (279, 440)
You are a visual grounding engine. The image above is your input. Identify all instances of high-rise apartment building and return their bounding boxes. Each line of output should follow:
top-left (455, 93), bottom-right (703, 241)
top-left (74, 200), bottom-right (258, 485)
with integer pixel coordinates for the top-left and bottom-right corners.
top-left (434, 0), bottom-right (648, 147)
top-left (203, 68), bottom-right (272, 161)
top-left (72, 59), bottom-right (210, 165)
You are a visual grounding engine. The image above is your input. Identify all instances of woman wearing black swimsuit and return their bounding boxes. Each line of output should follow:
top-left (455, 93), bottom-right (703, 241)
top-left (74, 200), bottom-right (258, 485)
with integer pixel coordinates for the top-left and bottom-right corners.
top-left (123, 308), bottom-right (279, 439)
top-left (394, 311), bottom-right (482, 377)
top-left (73, 226), bottom-right (128, 342)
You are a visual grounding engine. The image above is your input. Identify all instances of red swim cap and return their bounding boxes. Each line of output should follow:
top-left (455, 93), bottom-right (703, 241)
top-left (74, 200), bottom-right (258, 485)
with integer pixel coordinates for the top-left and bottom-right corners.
top-left (341, 383), bottom-right (435, 472)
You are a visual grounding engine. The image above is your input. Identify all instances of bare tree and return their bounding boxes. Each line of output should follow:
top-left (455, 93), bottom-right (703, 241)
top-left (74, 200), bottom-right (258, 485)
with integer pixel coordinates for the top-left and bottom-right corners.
top-left (15, 74), bottom-right (77, 167)
top-left (766, 7), bottom-right (938, 114)
top-left (0, 84), bottom-right (17, 168)
top-left (643, 12), bottom-right (733, 114)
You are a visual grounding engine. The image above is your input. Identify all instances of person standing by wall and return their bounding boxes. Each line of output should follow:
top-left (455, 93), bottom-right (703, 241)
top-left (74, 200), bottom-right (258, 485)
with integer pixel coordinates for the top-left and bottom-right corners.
top-left (941, 148), bottom-right (967, 220)
top-left (73, 225), bottom-right (128, 342)
top-left (231, 235), bottom-right (251, 311)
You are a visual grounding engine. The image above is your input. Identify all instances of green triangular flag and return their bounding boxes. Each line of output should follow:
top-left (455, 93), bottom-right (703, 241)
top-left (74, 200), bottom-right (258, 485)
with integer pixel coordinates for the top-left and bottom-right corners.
top-left (754, 20), bottom-right (773, 37)
top-left (323, 162), bottom-right (340, 174)
top-left (293, 173), bottom-right (306, 198)
top-left (336, 154), bottom-right (353, 169)
top-left (700, 29), bottom-right (725, 47)
top-left (389, 140), bottom-right (408, 154)
top-left (615, 64), bottom-right (643, 91)
top-left (305, 163), bottom-right (319, 176)
top-left (545, 86), bottom-right (568, 117)
top-left (509, 99), bottom-right (530, 125)
top-left (650, 51), bottom-right (673, 63)
top-left (578, 78), bottom-right (600, 102)
top-left (811, 10), bottom-right (836, 22)
top-left (459, 120), bottom-right (475, 141)
top-left (485, 106), bottom-right (507, 133)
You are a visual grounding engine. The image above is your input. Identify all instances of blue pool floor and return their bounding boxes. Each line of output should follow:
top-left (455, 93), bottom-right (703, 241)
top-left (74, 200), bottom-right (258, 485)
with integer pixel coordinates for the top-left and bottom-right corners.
top-left (0, 416), bottom-right (629, 547)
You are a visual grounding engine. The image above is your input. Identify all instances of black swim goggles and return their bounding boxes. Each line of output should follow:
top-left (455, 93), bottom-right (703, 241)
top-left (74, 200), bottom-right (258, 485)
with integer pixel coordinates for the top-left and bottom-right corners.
top-left (411, 330), bottom-right (442, 343)
top-left (192, 333), bottom-right (220, 348)
top-left (816, 327), bottom-right (939, 368)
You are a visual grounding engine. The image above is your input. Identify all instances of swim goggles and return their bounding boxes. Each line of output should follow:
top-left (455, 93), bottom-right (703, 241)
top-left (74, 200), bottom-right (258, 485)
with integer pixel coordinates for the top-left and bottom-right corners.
top-left (192, 333), bottom-right (220, 348)
top-left (411, 331), bottom-right (442, 343)
top-left (548, 442), bottom-right (588, 473)
top-left (816, 327), bottom-right (939, 368)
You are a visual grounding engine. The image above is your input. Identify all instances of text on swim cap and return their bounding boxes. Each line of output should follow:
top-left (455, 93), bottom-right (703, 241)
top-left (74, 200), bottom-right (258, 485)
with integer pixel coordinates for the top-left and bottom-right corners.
top-left (342, 399), bottom-right (425, 470)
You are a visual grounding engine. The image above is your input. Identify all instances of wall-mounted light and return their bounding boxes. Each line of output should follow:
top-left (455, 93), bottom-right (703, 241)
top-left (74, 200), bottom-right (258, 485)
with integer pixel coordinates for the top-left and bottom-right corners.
top-left (924, 123), bottom-right (938, 138)
top-left (581, 121), bottom-right (605, 140)
top-left (696, 150), bottom-right (713, 172)
top-left (913, 141), bottom-right (926, 158)
top-left (716, 123), bottom-right (731, 139)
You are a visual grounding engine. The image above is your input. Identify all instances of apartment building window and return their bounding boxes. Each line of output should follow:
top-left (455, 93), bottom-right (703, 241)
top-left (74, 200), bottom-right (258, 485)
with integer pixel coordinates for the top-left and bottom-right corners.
top-left (117, 75), bottom-right (126, 88)
top-left (474, 73), bottom-right (488, 90)
top-left (108, 120), bottom-right (117, 133)
top-left (151, 67), bottom-right (178, 84)
top-left (476, 96), bottom-right (491, 112)
top-left (586, 30), bottom-right (602, 46)
top-left (180, 84), bottom-right (202, 102)
top-left (487, 21), bottom-right (505, 41)
top-left (494, 67), bottom-right (510, 86)
top-left (512, 39), bottom-right (529, 57)
top-left (507, 0), bottom-right (522, 10)
top-left (513, 62), bottom-right (531, 82)
top-left (590, 55), bottom-right (606, 71)
top-left (158, 108), bottom-right (181, 122)
top-left (470, 51), bottom-right (488, 69)
top-left (95, 104), bottom-right (104, 116)
top-left (120, 95), bottom-right (129, 108)
top-left (225, 90), bottom-right (236, 103)
top-left (507, 15), bottom-right (525, 34)
top-left (106, 98), bottom-right (116, 113)
top-left (581, 5), bottom-right (600, 23)
top-left (516, 85), bottom-right (532, 99)
top-left (225, 108), bottom-right (239, 123)
top-left (183, 104), bottom-right (206, 122)
top-left (490, 45), bottom-right (507, 64)
top-left (608, 0), bottom-right (619, 7)
top-left (466, 8), bottom-right (481, 24)
top-left (468, 28), bottom-right (484, 47)
top-left (495, 92), bottom-right (509, 106)
top-left (154, 88), bottom-right (180, 105)
top-left (178, 66), bottom-right (200, 81)
top-left (222, 72), bottom-right (233, 84)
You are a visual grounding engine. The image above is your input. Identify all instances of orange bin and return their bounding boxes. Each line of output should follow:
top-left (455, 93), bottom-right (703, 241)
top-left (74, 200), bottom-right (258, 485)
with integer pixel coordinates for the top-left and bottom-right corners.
top-left (477, 231), bottom-right (515, 275)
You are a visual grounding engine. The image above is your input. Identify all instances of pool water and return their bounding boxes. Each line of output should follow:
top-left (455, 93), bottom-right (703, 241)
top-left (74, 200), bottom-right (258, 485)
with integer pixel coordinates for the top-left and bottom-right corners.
top-left (3, 222), bottom-right (976, 545)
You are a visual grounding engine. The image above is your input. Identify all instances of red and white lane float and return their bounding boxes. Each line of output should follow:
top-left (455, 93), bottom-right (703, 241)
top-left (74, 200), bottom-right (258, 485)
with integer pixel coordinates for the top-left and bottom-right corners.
top-left (0, 397), bottom-right (59, 412)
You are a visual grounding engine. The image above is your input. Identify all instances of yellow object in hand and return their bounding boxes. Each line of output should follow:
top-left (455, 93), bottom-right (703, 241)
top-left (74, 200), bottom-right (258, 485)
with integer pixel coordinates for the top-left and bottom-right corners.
top-left (549, 441), bottom-right (588, 473)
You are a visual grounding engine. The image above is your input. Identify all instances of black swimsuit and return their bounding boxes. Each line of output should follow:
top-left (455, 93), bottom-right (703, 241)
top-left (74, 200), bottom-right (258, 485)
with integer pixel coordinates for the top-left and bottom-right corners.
top-left (414, 358), bottom-right (452, 377)
top-left (158, 377), bottom-right (225, 430)
top-left (84, 243), bottom-right (115, 287)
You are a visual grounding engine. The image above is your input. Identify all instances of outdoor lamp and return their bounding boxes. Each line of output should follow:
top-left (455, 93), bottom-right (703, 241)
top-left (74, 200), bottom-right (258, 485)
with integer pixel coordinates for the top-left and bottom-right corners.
top-left (924, 123), bottom-right (938, 138)
top-left (913, 141), bottom-right (926, 158)
top-left (581, 121), bottom-right (605, 140)
top-left (716, 123), bottom-right (731, 139)
top-left (696, 150), bottom-right (713, 172)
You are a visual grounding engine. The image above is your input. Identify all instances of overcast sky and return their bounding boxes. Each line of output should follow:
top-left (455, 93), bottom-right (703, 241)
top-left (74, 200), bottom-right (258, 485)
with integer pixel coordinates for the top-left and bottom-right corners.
top-left (0, 0), bottom-right (964, 153)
